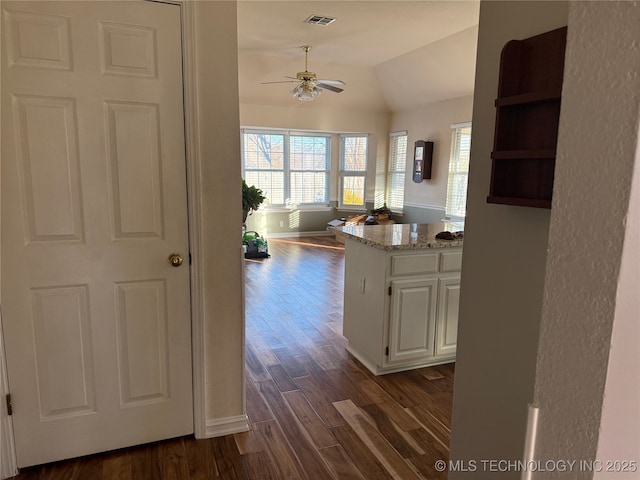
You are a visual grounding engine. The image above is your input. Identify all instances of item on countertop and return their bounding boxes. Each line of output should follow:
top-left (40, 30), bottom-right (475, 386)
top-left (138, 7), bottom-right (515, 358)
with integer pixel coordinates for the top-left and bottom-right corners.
top-left (436, 231), bottom-right (455, 240)
top-left (436, 230), bottom-right (464, 240)
top-left (371, 205), bottom-right (393, 218)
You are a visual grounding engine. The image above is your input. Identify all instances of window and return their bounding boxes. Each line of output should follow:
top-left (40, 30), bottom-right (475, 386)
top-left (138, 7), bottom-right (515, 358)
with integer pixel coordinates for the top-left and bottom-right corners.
top-left (340, 135), bottom-right (368, 208)
top-left (446, 123), bottom-right (472, 218)
top-left (243, 132), bottom-right (285, 204)
top-left (289, 135), bottom-right (330, 204)
top-left (386, 132), bottom-right (408, 211)
top-left (242, 131), bottom-right (329, 206)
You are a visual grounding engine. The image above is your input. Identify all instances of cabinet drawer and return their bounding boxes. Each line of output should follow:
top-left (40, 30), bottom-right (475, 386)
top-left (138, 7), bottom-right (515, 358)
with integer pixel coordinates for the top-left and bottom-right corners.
top-left (440, 251), bottom-right (463, 272)
top-left (391, 253), bottom-right (438, 276)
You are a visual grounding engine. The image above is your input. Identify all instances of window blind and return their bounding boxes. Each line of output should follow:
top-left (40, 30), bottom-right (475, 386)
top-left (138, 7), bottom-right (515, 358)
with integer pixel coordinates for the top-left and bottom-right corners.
top-left (445, 124), bottom-right (472, 218)
top-left (386, 132), bottom-right (407, 211)
top-left (340, 135), bottom-right (367, 207)
top-left (242, 130), bottom-right (329, 206)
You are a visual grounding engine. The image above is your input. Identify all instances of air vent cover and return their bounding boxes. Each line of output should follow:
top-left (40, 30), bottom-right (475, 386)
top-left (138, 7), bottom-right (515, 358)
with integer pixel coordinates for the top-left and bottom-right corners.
top-left (303, 15), bottom-right (336, 27)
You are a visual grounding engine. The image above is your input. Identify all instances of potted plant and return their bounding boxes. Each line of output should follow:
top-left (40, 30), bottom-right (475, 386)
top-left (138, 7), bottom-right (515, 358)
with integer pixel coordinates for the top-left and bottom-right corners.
top-left (242, 179), bottom-right (266, 224)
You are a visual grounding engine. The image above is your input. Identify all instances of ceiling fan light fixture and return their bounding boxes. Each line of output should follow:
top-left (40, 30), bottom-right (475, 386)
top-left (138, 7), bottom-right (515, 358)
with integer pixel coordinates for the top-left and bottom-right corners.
top-left (260, 45), bottom-right (343, 100)
top-left (291, 83), bottom-right (322, 101)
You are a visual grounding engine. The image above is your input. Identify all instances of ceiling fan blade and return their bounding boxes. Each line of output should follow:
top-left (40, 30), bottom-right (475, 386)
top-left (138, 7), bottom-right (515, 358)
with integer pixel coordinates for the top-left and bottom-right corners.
top-left (317, 83), bottom-right (344, 93)
top-left (261, 80), bottom-right (298, 85)
top-left (260, 48), bottom-right (346, 96)
top-left (317, 79), bottom-right (346, 86)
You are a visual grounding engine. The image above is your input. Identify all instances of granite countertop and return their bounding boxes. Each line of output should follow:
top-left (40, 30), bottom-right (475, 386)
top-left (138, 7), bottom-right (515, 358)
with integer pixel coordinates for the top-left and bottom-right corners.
top-left (330, 222), bottom-right (464, 251)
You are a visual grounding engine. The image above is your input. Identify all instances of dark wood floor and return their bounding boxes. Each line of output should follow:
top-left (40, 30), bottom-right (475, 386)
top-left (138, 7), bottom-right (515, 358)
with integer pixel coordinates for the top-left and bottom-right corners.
top-left (15, 236), bottom-right (454, 479)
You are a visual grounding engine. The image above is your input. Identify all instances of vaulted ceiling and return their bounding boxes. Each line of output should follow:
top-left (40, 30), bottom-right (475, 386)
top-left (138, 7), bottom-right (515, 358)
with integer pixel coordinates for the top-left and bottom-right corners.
top-left (237, 1), bottom-right (480, 113)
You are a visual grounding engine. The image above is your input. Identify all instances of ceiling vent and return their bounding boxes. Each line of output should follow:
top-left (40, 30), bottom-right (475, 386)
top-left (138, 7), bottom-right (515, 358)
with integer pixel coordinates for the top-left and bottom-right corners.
top-left (303, 15), bottom-right (336, 27)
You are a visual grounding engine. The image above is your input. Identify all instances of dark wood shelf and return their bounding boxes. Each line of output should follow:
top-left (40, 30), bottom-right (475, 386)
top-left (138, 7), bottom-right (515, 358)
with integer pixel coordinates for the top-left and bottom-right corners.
top-left (487, 196), bottom-right (552, 209)
top-left (495, 91), bottom-right (561, 107)
top-left (494, 91), bottom-right (561, 107)
top-left (494, 102), bottom-right (562, 152)
top-left (488, 26), bottom-right (567, 209)
top-left (491, 149), bottom-right (556, 160)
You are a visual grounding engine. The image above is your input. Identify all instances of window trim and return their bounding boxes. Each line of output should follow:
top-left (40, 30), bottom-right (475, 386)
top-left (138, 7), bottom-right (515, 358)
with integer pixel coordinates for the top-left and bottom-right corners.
top-left (445, 122), bottom-right (472, 220)
top-left (386, 131), bottom-right (408, 213)
top-left (339, 134), bottom-right (368, 209)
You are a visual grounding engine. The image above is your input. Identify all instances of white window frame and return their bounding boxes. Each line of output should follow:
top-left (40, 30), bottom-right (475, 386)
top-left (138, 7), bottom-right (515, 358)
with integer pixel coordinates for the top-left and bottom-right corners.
top-left (339, 134), bottom-right (368, 209)
top-left (288, 133), bottom-right (331, 206)
top-left (445, 122), bottom-right (472, 220)
top-left (241, 129), bottom-right (330, 208)
top-left (242, 130), bottom-right (286, 206)
top-left (386, 131), bottom-right (408, 212)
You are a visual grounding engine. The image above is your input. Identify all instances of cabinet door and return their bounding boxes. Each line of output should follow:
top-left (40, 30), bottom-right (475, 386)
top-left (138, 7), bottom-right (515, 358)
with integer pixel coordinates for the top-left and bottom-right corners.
top-left (436, 276), bottom-right (461, 356)
top-left (388, 278), bottom-right (437, 364)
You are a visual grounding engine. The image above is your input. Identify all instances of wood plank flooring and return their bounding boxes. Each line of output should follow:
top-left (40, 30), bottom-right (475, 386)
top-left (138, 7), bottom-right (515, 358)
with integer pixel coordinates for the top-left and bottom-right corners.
top-left (15, 236), bottom-right (454, 479)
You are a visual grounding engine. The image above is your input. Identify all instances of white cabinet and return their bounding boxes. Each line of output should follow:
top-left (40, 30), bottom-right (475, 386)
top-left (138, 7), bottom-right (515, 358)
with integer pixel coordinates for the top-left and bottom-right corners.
top-left (388, 277), bottom-right (437, 363)
top-left (342, 238), bottom-right (462, 375)
top-left (436, 276), bottom-right (460, 357)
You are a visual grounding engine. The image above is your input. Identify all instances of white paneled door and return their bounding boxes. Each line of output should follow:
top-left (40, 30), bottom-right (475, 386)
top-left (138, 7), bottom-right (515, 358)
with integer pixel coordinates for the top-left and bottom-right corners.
top-left (1, 1), bottom-right (193, 467)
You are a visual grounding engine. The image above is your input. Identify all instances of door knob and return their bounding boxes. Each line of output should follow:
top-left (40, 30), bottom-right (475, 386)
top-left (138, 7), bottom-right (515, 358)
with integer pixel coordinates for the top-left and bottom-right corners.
top-left (168, 253), bottom-right (183, 267)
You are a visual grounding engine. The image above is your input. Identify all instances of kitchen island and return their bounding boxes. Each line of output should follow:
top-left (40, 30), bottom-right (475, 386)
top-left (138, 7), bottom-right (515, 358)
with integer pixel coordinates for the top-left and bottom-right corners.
top-left (332, 222), bottom-right (463, 375)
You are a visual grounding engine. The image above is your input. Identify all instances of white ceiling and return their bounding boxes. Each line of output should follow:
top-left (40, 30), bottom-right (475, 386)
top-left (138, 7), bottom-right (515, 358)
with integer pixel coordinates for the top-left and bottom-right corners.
top-left (237, 1), bottom-right (480, 113)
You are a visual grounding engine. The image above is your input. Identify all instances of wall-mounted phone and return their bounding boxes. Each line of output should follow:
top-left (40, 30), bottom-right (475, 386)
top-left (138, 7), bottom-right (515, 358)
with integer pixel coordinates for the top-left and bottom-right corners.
top-left (413, 140), bottom-right (433, 182)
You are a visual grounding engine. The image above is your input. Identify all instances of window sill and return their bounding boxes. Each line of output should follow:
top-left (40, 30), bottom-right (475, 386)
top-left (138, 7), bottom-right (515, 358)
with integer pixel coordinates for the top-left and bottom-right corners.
top-left (257, 205), bottom-right (333, 213)
top-left (337, 207), bottom-right (367, 213)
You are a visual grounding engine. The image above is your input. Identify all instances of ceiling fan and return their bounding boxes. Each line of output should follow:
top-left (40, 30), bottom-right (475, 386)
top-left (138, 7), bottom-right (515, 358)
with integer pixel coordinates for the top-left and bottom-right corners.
top-left (261, 45), bottom-right (346, 101)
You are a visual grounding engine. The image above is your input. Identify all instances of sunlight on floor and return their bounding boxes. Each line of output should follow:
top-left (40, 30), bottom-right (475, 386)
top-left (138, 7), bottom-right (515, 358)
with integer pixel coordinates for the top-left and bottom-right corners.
top-left (270, 238), bottom-right (345, 251)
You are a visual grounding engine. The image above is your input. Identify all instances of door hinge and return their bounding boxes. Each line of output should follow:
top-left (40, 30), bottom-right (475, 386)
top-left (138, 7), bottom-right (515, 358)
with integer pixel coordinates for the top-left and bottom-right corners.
top-left (385, 346), bottom-right (389, 356)
top-left (388, 286), bottom-right (392, 296)
top-left (189, 252), bottom-right (192, 266)
top-left (6, 394), bottom-right (12, 416)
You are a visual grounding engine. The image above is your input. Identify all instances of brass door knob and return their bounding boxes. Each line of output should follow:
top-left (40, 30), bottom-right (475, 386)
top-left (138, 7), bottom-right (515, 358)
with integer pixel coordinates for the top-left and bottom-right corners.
top-left (168, 253), bottom-right (183, 267)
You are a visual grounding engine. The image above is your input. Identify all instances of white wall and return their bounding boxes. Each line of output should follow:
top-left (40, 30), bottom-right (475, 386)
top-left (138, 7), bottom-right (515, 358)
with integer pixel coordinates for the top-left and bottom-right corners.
top-left (240, 102), bottom-right (390, 135)
top-left (594, 129), bottom-right (640, 480)
top-left (194, 1), bottom-right (246, 425)
top-left (390, 95), bottom-right (473, 219)
top-left (448, 2), bottom-right (568, 478)
top-left (594, 141), bottom-right (640, 478)
top-left (532, 2), bottom-right (640, 478)
top-left (376, 26), bottom-right (478, 112)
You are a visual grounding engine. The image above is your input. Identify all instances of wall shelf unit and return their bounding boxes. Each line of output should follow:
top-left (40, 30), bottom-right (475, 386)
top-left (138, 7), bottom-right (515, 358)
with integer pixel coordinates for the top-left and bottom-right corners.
top-left (488, 26), bottom-right (567, 209)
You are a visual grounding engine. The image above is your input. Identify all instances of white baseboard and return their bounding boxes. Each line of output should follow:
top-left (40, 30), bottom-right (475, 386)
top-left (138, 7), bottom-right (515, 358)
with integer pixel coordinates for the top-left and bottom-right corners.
top-left (204, 414), bottom-right (250, 438)
top-left (346, 344), bottom-right (455, 376)
top-left (521, 405), bottom-right (540, 480)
